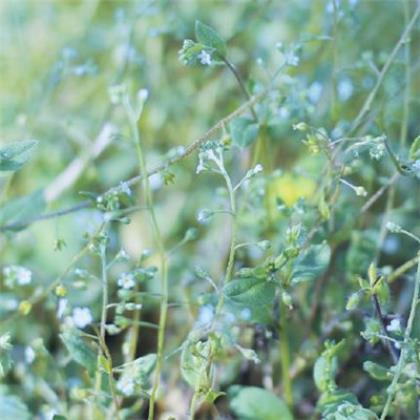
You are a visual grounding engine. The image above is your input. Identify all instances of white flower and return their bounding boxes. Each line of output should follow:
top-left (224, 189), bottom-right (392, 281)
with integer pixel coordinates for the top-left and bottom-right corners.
top-left (137, 88), bottom-right (149, 102)
top-left (57, 298), bottom-right (68, 319)
top-left (117, 272), bottom-right (135, 289)
top-left (307, 82), bottom-right (323, 103)
top-left (149, 173), bottom-right (163, 190)
top-left (0, 333), bottom-right (11, 350)
top-left (119, 181), bottom-right (131, 196)
top-left (17, 267), bottom-right (32, 285)
top-left (197, 209), bottom-right (212, 225)
top-left (338, 78), bottom-right (354, 102)
top-left (25, 346), bottom-right (36, 364)
top-left (386, 221), bottom-right (401, 233)
top-left (2, 265), bottom-right (32, 287)
top-left (72, 307), bottom-right (93, 329)
top-left (117, 375), bottom-right (135, 396)
top-left (386, 318), bottom-right (402, 333)
top-left (116, 248), bottom-right (130, 262)
top-left (198, 50), bottom-right (212, 65)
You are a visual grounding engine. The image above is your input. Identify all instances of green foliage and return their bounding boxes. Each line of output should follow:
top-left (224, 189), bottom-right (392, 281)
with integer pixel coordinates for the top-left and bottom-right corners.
top-left (291, 242), bottom-right (331, 284)
top-left (194, 20), bottom-right (227, 57)
top-left (1, 1), bottom-right (419, 419)
top-left (228, 385), bottom-right (293, 420)
top-left (60, 329), bottom-right (97, 376)
top-left (0, 140), bottom-right (38, 172)
top-left (0, 393), bottom-right (31, 420)
top-left (229, 117), bottom-right (260, 148)
top-left (0, 190), bottom-right (45, 231)
top-left (223, 277), bottom-right (276, 323)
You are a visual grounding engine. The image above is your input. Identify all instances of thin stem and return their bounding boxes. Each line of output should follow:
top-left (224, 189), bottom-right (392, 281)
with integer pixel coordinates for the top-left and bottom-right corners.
top-left (388, 254), bottom-right (420, 283)
top-left (400, 0), bottom-right (411, 148)
top-left (95, 240), bottom-right (109, 403)
top-left (279, 300), bottom-right (293, 407)
top-left (189, 391), bottom-right (199, 420)
top-left (380, 255), bottom-right (420, 420)
top-left (97, 330), bottom-right (121, 420)
top-left (350, 5), bottom-right (419, 133)
top-left (221, 56), bottom-right (258, 121)
top-left (123, 96), bottom-right (168, 420)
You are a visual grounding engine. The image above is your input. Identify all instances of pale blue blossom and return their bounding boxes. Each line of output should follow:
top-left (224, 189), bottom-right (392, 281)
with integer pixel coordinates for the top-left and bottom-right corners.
top-left (198, 50), bottom-right (212, 65)
top-left (72, 307), bottom-right (93, 329)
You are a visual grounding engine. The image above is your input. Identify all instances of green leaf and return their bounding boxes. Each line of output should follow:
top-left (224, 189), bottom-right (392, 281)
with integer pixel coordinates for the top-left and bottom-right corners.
top-left (60, 329), bottom-right (97, 376)
top-left (323, 401), bottom-right (378, 419)
top-left (223, 277), bottom-right (276, 323)
top-left (229, 117), bottom-right (259, 148)
top-left (0, 189), bottom-right (46, 231)
top-left (228, 386), bottom-right (293, 420)
top-left (0, 140), bottom-right (38, 172)
top-left (195, 20), bottom-right (227, 56)
top-left (317, 381), bottom-right (377, 418)
top-left (181, 340), bottom-right (211, 392)
top-left (313, 341), bottom-right (344, 392)
top-left (116, 353), bottom-right (157, 396)
top-left (0, 394), bottom-right (31, 420)
top-left (132, 353), bottom-right (157, 388)
top-left (291, 242), bottom-right (331, 284)
top-left (409, 135), bottom-right (420, 160)
top-left (363, 361), bottom-right (390, 381)
top-left (52, 416), bottom-right (68, 420)
top-left (0, 333), bottom-right (13, 378)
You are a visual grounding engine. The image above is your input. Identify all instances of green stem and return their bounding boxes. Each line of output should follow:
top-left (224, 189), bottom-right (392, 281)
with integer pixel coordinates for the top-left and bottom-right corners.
top-left (400, 0), bottom-right (411, 148)
top-left (350, 5), bottom-right (419, 133)
top-left (221, 56), bottom-right (258, 121)
top-left (189, 391), bottom-right (199, 420)
top-left (279, 300), bottom-right (293, 407)
top-left (212, 163), bottom-right (238, 326)
top-left (94, 241), bottom-right (109, 417)
top-left (123, 97), bottom-right (168, 420)
top-left (380, 254), bottom-right (420, 420)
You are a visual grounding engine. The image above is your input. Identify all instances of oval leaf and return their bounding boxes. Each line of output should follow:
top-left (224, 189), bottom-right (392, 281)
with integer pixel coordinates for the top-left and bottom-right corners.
top-left (195, 20), bottom-right (227, 56)
top-left (291, 242), bottom-right (330, 284)
top-left (60, 330), bottom-right (97, 376)
top-left (0, 140), bottom-right (38, 172)
top-left (228, 386), bottom-right (293, 420)
top-left (229, 117), bottom-right (259, 148)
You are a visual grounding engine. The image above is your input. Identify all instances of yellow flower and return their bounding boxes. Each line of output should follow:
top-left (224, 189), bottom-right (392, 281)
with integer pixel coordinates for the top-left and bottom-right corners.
top-left (268, 173), bottom-right (316, 208)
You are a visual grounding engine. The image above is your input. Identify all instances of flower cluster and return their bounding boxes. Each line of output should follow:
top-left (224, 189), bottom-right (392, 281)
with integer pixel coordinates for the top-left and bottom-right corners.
top-left (2, 265), bottom-right (32, 288)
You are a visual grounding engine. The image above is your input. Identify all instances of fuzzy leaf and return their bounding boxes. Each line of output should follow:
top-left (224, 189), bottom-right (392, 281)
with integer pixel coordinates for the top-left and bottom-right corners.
top-left (0, 189), bottom-right (46, 231)
top-left (409, 135), bottom-right (420, 160)
top-left (228, 386), bottom-right (293, 420)
top-left (363, 361), bottom-right (390, 381)
top-left (223, 277), bottom-right (275, 323)
top-left (291, 242), bottom-right (330, 284)
top-left (0, 394), bottom-right (31, 420)
top-left (0, 140), bottom-right (38, 172)
top-left (229, 117), bottom-right (259, 148)
top-left (195, 20), bottom-right (227, 56)
top-left (181, 340), bottom-right (211, 392)
top-left (60, 330), bottom-right (97, 375)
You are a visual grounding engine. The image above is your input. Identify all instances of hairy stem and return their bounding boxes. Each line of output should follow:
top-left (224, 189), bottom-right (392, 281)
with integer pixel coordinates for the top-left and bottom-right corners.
top-left (123, 96), bottom-right (168, 420)
top-left (279, 300), bottom-right (293, 407)
top-left (221, 56), bottom-right (258, 121)
top-left (350, 5), bottom-right (419, 133)
top-left (380, 254), bottom-right (420, 420)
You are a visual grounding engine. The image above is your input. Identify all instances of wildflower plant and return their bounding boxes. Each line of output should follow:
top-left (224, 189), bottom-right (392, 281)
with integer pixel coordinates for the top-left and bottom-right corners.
top-left (0, 1), bottom-right (419, 420)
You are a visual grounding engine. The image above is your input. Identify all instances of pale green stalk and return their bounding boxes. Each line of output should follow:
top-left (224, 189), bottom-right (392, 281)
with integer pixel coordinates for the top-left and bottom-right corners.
top-left (380, 255), bottom-right (420, 420)
top-left (122, 95), bottom-right (168, 420)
